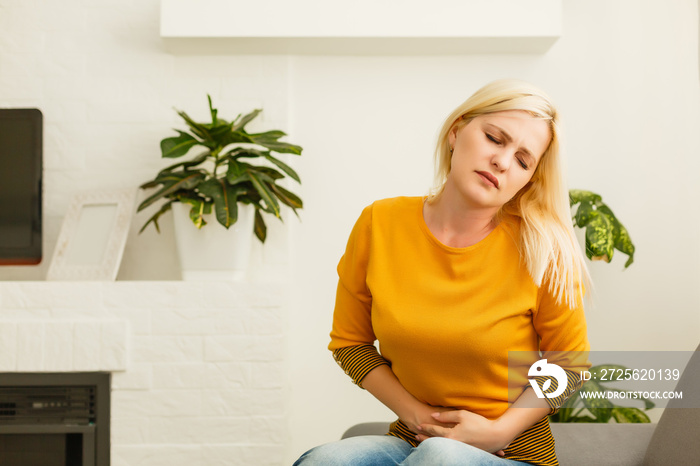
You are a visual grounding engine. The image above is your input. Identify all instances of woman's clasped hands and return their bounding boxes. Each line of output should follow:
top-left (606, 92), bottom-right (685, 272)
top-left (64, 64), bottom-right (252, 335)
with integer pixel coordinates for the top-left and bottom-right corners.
top-left (415, 410), bottom-right (511, 457)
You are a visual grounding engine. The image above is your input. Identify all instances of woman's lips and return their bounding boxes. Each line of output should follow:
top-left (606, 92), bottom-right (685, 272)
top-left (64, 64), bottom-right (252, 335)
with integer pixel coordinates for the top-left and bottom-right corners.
top-left (476, 171), bottom-right (499, 188)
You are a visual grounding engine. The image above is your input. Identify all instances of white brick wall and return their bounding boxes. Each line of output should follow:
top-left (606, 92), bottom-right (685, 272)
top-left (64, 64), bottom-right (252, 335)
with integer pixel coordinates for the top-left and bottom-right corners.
top-left (0, 3), bottom-right (293, 461)
top-left (0, 281), bottom-right (288, 466)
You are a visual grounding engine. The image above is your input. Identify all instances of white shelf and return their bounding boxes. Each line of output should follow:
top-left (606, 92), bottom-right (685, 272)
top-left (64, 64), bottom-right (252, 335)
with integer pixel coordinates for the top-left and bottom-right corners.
top-left (161, 0), bottom-right (562, 55)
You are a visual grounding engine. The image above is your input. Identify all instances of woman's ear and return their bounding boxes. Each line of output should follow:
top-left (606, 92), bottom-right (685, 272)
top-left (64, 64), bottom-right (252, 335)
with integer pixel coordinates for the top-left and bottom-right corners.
top-left (448, 125), bottom-right (458, 150)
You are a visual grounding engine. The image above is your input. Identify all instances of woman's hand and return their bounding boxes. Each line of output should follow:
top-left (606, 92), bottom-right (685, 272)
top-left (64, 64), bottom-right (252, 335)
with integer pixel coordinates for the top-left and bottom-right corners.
top-left (360, 365), bottom-right (456, 435)
top-left (402, 404), bottom-right (453, 435)
top-left (415, 410), bottom-right (512, 454)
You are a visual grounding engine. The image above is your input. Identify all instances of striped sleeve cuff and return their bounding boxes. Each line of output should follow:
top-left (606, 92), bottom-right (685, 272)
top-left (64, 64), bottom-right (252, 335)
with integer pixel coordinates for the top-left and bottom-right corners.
top-left (332, 344), bottom-right (390, 388)
top-left (537, 369), bottom-right (583, 415)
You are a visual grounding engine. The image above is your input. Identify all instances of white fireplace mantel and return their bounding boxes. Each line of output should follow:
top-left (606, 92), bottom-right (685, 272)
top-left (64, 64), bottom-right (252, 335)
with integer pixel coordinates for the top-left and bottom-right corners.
top-left (160, 0), bottom-right (563, 55)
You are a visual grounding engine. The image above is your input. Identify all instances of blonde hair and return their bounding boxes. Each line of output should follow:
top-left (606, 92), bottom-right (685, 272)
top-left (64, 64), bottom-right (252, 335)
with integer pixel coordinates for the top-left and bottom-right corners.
top-left (428, 79), bottom-right (590, 308)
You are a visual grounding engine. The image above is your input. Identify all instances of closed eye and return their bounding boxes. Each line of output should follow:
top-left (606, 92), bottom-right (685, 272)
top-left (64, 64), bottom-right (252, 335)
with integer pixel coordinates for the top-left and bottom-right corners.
top-left (486, 133), bottom-right (501, 144)
top-left (486, 130), bottom-right (530, 169)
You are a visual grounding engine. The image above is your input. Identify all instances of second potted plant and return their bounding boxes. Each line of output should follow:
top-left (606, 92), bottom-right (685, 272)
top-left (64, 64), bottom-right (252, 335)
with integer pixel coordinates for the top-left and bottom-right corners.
top-left (138, 96), bottom-right (303, 279)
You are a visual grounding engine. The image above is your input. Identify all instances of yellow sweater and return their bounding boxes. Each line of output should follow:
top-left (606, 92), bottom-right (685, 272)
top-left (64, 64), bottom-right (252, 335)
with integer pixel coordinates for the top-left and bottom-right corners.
top-left (329, 196), bottom-right (590, 466)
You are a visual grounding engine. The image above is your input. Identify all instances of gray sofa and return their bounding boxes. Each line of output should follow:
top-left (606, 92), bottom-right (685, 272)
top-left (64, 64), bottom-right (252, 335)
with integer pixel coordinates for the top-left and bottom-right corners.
top-left (342, 342), bottom-right (700, 465)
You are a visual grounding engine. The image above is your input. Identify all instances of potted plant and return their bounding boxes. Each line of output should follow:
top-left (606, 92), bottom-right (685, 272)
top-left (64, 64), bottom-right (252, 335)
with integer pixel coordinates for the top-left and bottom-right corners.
top-left (550, 190), bottom-right (646, 423)
top-left (137, 96), bottom-right (303, 279)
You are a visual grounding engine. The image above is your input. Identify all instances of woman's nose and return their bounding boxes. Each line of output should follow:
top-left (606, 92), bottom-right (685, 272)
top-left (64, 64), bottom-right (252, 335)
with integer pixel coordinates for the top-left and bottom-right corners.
top-left (490, 149), bottom-right (513, 171)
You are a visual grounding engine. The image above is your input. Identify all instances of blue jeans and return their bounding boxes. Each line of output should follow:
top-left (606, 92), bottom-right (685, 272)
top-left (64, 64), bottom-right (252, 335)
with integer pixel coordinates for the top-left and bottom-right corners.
top-left (293, 435), bottom-right (531, 465)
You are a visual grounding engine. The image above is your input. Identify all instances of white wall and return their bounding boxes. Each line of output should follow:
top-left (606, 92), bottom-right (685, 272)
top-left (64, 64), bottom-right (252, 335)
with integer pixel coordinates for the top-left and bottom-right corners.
top-left (1, 0), bottom-right (699, 464)
top-left (286, 0), bottom-right (700, 461)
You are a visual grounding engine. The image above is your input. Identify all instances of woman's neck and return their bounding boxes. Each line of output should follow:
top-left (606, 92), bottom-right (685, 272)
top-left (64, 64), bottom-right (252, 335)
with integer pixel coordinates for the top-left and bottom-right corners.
top-left (423, 187), bottom-right (498, 248)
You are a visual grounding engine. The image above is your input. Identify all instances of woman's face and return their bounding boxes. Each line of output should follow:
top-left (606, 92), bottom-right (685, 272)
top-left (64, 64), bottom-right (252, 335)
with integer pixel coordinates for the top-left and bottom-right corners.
top-left (447, 110), bottom-right (551, 210)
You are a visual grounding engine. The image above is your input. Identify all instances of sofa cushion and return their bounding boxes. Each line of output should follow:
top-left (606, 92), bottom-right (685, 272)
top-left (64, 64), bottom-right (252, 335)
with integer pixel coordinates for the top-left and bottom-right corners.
top-left (643, 343), bottom-right (700, 466)
top-left (342, 422), bottom-right (390, 438)
top-left (550, 423), bottom-right (655, 466)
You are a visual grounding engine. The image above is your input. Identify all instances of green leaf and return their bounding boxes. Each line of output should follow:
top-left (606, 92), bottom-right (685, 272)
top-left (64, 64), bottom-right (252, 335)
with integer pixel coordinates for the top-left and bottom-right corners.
top-left (250, 137), bottom-right (303, 155)
top-left (196, 179), bottom-right (219, 199)
top-left (585, 212), bottom-right (614, 262)
top-left (227, 147), bottom-right (270, 159)
top-left (177, 109), bottom-right (211, 141)
top-left (232, 109), bottom-right (261, 132)
top-left (252, 166), bottom-right (285, 180)
top-left (549, 388), bottom-right (583, 423)
top-left (197, 179), bottom-right (239, 228)
top-left (611, 407), bottom-right (651, 423)
top-left (264, 153), bottom-right (301, 183)
top-left (579, 382), bottom-right (614, 422)
top-left (208, 94), bottom-right (217, 124)
top-left (248, 130), bottom-right (287, 141)
top-left (597, 204), bottom-right (622, 245)
top-left (549, 411), bottom-right (563, 422)
top-left (617, 226), bottom-right (635, 268)
top-left (137, 172), bottom-right (206, 211)
top-left (561, 391), bottom-right (583, 410)
top-left (247, 170), bottom-right (280, 217)
top-left (569, 189), bottom-right (602, 206)
top-left (179, 196), bottom-right (212, 229)
top-left (573, 200), bottom-right (595, 227)
top-left (223, 131), bottom-right (255, 146)
top-left (226, 160), bottom-right (251, 185)
top-left (158, 151), bottom-right (210, 176)
top-left (206, 121), bottom-right (234, 147)
top-left (140, 172), bottom-right (192, 190)
top-left (596, 204), bottom-right (635, 268)
top-left (138, 200), bottom-right (175, 234)
top-left (254, 207), bottom-right (267, 243)
top-left (140, 179), bottom-right (163, 190)
top-left (160, 130), bottom-right (200, 158)
top-left (269, 183), bottom-right (303, 211)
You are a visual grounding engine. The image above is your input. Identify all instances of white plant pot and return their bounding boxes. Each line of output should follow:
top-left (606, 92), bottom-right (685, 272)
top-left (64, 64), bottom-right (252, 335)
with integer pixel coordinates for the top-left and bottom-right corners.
top-left (172, 202), bottom-right (255, 281)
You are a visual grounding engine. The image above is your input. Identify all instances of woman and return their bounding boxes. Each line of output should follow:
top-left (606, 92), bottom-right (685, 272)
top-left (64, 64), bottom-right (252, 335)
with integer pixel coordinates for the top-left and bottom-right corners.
top-left (295, 79), bottom-right (591, 466)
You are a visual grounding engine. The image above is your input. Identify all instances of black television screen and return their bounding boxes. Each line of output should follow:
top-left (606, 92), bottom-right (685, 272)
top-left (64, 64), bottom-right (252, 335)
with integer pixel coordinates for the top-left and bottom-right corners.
top-left (0, 108), bottom-right (42, 265)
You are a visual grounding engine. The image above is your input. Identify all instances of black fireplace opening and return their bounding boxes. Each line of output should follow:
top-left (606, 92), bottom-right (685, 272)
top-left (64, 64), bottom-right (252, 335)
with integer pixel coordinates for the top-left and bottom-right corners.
top-left (0, 373), bottom-right (110, 466)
